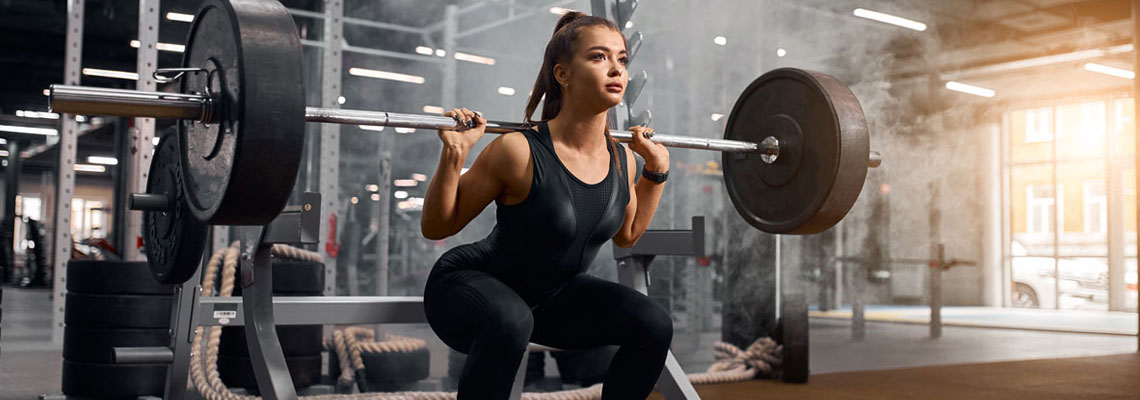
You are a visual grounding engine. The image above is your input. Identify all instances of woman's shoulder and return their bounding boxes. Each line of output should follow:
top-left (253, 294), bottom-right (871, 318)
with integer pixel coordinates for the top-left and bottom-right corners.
top-left (484, 130), bottom-right (532, 169)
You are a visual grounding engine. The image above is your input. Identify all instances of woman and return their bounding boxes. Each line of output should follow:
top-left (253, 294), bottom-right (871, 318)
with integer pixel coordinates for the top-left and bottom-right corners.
top-left (421, 11), bottom-right (671, 399)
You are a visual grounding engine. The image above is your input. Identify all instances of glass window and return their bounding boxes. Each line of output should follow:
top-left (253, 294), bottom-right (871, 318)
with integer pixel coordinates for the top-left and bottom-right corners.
top-left (1113, 98), bottom-right (1135, 158)
top-left (1084, 180), bottom-right (1106, 234)
top-left (1057, 102), bottom-right (1106, 162)
top-left (1026, 184), bottom-right (1060, 234)
top-left (1011, 108), bottom-right (1053, 163)
top-left (1025, 107), bottom-right (1054, 143)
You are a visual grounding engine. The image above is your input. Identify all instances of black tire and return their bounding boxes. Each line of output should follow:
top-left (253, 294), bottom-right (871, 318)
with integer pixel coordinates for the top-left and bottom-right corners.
top-left (66, 260), bottom-right (173, 295)
top-left (1013, 283), bottom-right (1039, 308)
top-left (63, 327), bottom-right (170, 363)
top-left (219, 325), bottom-right (323, 356)
top-left (551, 346), bottom-right (618, 386)
top-left (358, 347), bottom-right (430, 384)
top-left (217, 354), bottom-right (322, 391)
top-left (231, 260), bottom-right (324, 296)
top-left (61, 360), bottom-right (166, 398)
top-left (65, 293), bottom-right (173, 329)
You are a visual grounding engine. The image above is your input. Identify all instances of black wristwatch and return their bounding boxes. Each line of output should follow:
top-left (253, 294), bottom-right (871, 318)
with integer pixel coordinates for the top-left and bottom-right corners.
top-left (641, 168), bottom-right (668, 184)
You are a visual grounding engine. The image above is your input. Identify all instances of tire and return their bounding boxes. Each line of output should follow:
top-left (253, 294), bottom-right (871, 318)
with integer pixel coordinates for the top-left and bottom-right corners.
top-left (1013, 283), bottom-right (1039, 308)
top-left (63, 327), bottom-right (170, 363)
top-left (65, 293), bottom-right (173, 329)
top-left (217, 354), bottom-right (322, 391)
top-left (551, 346), bottom-right (618, 386)
top-left (66, 260), bottom-right (173, 295)
top-left (358, 347), bottom-right (430, 384)
top-left (231, 260), bottom-right (324, 296)
top-left (219, 325), bottom-right (323, 356)
top-left (61, 360), bottom-right (166, 398)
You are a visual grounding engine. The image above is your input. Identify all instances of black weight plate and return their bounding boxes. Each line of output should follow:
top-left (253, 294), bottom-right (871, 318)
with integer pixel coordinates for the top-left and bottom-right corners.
top-left (779, 293), bottom-right (809, 383)
top-left (231, 260), bottom-right (324, 295)
top-left (179, 0), bottom-right (305, 225)
top-left (65, 293), bottom-right (172, 329)
top-left (722, 68), bottom-right (869, 234)
top-left (61, 361), bottom-right (166, 398)
top-left (217, 354), bottom-right (322, 391)
top-left (64, 327), bottom-right (170, 363)
top-left (144, 131), bottom-right (207, 284)
top-left (66, 260), bottom-right (174, 295)
top-left (219, 325), bottom-right (323, 357)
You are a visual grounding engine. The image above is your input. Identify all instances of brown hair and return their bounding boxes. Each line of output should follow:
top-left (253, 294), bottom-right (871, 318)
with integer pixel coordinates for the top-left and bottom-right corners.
top-left (524, 11), bottom-right (626, 176)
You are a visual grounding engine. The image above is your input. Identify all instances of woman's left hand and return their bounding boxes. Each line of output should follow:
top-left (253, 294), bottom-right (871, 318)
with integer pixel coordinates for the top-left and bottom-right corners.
top-left (628, 125), bottom-right (669, 173)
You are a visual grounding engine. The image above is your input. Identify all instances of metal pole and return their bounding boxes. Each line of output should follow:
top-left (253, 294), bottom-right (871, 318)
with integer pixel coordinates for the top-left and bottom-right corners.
top-left (4, 141), bottom-right (20, 283)
top-left (125, 0), bottom-right (160, 262)
top-left (52, 0), bottom-right (84, 345)
top-left (442, 5), bottom-right (457, 110)
top-left (930, 243), bottom-right (944, 339)
top-left (376, 150), bottom-right (391, 296)
top-left (320, 0), bottom-right (344, 297)
top-left (1107, 98), bottom-right (1125, 311)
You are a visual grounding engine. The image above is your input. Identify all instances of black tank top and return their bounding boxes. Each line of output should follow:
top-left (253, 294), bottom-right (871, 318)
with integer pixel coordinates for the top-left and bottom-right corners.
top-left (429, 121), bottom-right (630, 308)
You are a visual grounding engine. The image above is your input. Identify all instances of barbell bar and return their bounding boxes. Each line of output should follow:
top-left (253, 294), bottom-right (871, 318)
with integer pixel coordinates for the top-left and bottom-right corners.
top-left (48, 84), bottom-right (881, 167)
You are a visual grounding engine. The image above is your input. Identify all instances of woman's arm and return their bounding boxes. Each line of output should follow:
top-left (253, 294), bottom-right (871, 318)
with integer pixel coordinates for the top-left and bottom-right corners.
top-left (421, 132), bottom-right (530, 240)
top-left (615, 131), bottom-right (665, 246)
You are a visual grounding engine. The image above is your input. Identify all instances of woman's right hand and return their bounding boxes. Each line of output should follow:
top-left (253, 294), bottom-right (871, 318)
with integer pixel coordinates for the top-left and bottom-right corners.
top-left (438, 107), bottom-right (487, 151)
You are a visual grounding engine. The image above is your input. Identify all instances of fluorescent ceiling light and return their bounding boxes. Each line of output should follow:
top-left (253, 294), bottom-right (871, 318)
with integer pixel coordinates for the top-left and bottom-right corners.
top-left (370, 193), bottom-right (380, 201)
top-left (454, 52), bottom-right (495, 65)
top-left (43, 89), bottom-right (50, 96)
top-left (0, 125), bottom-right (57, 136)
top-left (498, 86), bottom-right (516, 96)
top-left (394, 190), bottom-right (409, 199)
top-left (423, 105), bottom-right (444, 114)
top-left (777, 48), bottom-right (787, 57)
top-left (853, 8), bottom-right (927, 31)
top-left (411, 173), bottom-right (427, 181)
top-left (945, 81), bottom-right (995, 98)
top-left (166, 12), bottom-right (194, 22)
top-left (365, 184), bottom-right (380, 192)
top-left (82, 68), bottom-right (139, 81)
top-left (435, 49), bottom-right (446, 57)
top-left (625, 21), bottom-right (633, 29)
top-left (348, 67), bottom-right (425, 84)
top-left (152, 137), bottom-right (160, 146)
top-left (130, 40), bottom-right (185, 53)
top-left (415, 46), bottom-right (433, 55)
top-left (0, 139), bottom-right (7, 145)
top-left (711, 113), bottom-right (724, 121)
top-left (359, 125), bottom-right (385, 132)
top-left (394, 179), bottom-right (417, 187)
top-left (337, 96), bottom-right (346, 105)
top-left (0, 150), bottom-right (8, 157)
top-left (1084, 63), bottom-right (1134, 79)
top-left (86, 156), bottom-right (118, 165)
top-left (713, 36), bottom-right (727, 46)
top-left (74, 164), bottom-right (106, 173)
top-left (17, 110), bottom-right (59, 119)
top-left (550, 7), bottom-right (575, 15)
top-left (394, 127), bottom-right (415, 134)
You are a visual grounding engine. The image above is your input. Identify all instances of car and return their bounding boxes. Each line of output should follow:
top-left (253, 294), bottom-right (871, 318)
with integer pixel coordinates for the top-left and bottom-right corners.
top-left (1010, 240), bottom-right (1137, 309)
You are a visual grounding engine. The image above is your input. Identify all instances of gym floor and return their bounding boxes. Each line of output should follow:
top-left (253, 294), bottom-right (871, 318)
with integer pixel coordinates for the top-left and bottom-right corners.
top-left (2, 287), bottom-right (1135, 399)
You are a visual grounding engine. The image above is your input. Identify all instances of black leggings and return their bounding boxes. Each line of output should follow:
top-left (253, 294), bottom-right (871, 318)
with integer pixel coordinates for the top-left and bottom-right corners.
top-left (423, 268), bottom-right (674, 400)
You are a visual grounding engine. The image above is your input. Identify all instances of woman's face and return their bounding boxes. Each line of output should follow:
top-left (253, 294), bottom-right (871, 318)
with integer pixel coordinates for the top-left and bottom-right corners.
top-left (556, 26), bottom-right (629, 112)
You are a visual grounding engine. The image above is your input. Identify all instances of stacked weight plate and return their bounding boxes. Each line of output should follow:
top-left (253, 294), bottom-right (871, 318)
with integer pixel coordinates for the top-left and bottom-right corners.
top-left (62, 260), bottom-right (173, 397)
top-left (217, 260), bottom-right (325, 393)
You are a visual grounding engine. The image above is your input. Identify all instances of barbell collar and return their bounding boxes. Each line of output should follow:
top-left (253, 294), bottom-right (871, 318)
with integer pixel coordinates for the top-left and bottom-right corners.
top-left (128, 193), bottom-right (171, 212)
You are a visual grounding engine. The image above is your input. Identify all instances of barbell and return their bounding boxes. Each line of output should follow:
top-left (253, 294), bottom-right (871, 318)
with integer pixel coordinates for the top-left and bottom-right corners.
top-left (47, 0), bottom-right (880, 236)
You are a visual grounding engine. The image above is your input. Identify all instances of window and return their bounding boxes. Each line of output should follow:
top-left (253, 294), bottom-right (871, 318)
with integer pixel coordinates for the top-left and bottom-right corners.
top-left (1028, 184), bottom-right (1063, 234)
top-left (1026, 107), bottom-right (1054, 143)
top-left (1084, 180), bottom-right (1107, 234)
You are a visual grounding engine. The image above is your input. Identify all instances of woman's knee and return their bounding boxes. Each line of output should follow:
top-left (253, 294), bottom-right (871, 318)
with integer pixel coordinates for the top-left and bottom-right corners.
top-left (629, 301), bottom-right (673, 347)
top-left (482, 299), bottom-right (535, 348)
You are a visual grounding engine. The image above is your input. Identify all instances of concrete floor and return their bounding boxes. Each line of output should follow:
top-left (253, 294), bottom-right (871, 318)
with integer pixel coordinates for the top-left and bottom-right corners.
top-left (2, 286), bottom-right (1136, 399)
